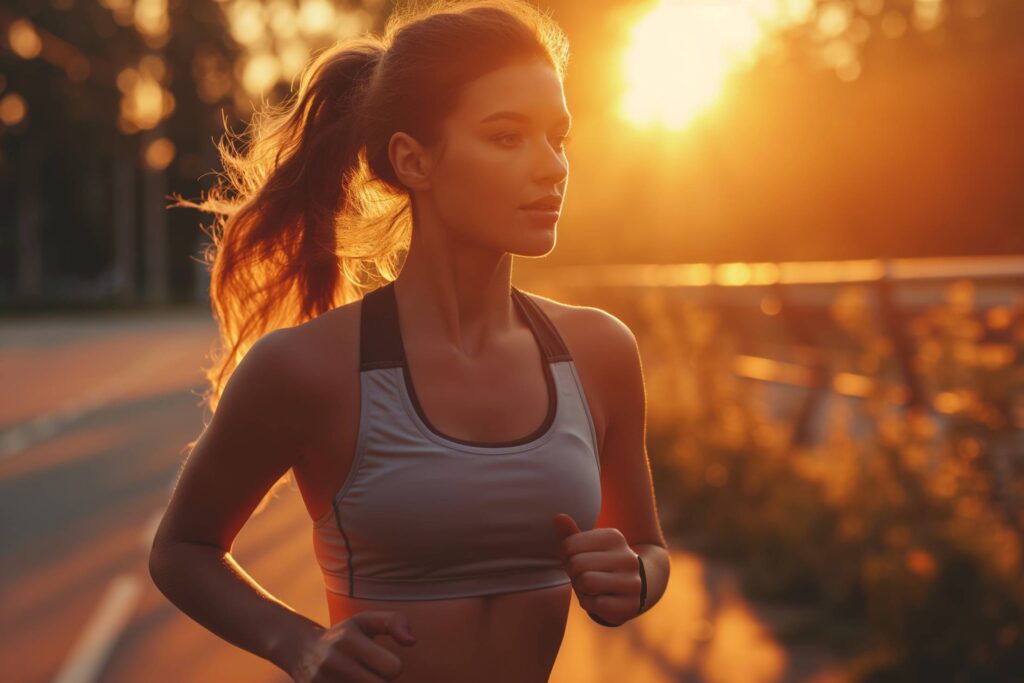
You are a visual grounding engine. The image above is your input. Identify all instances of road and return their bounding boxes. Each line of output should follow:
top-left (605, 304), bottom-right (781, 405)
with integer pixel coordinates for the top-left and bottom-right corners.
top-left (0, 309), bottom-right (846, 683)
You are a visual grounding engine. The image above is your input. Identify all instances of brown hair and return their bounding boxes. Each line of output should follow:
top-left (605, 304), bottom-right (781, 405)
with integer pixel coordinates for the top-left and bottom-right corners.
top-left (176, 0), bottom-right (569, 515)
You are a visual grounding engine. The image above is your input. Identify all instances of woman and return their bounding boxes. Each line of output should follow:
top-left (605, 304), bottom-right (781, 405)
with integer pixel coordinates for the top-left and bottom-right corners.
top-left (149, 1), bottom-right (670, 681)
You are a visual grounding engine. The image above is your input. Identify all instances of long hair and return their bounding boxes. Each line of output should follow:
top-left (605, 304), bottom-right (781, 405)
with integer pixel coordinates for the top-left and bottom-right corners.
top-left (176, 0), bottom-right (570, 515)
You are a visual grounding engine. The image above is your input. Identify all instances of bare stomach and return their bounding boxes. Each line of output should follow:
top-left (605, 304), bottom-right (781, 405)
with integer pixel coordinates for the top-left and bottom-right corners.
top-left (324, 582), bottom-right (573, 683)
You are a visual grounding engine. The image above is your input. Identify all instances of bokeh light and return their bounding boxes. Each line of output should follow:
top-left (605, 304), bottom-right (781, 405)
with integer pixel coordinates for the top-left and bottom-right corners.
top-left (143, 136), bottom-right (176, 171)
top-left (117, 56), bottom-right (175, 133)
top-left (8, 19), bottom-right (43, 60)
top-left (0, 92), bottom-right (27, 126)
top-left (221, 0), bottom-right (376, 99)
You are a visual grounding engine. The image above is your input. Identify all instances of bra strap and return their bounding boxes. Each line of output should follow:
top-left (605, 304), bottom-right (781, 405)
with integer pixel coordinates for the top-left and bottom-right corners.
top-left (359, 282), bottom-right (405, 371)
top-left (358, 281), bottom-right (573, 371)
top-left (511, 287), bottom-right (572, 363)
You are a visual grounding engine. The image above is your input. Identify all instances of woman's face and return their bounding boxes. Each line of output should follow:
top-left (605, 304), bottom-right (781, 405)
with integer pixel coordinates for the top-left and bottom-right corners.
top-left (423, 59), bottom-right (571, 256)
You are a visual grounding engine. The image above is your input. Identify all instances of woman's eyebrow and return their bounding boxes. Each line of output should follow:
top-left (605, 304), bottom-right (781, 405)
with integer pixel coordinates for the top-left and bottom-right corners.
top-left (479, 110), bottom-right (572, 128)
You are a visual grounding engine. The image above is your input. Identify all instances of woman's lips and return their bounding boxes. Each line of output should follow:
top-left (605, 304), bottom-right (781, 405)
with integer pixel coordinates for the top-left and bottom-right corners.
top-left (520, 207), bottom-right (560, 223)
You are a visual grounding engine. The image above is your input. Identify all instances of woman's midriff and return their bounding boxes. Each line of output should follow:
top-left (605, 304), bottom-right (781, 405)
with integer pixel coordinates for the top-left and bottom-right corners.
top-left (325, 581), bottom-right (573, 683)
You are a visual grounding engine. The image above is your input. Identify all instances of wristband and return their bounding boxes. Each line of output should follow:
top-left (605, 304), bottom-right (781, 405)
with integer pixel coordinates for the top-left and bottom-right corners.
top-left (586, 554), bottom-right (647, 627)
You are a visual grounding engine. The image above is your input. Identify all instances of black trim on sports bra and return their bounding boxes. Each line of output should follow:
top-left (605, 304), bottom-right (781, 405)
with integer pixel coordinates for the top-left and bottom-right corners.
top-left (358, 281), bottom-right (571, 447)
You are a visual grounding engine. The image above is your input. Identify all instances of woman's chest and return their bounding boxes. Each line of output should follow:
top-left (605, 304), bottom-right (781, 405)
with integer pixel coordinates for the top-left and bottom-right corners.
top-left (296, 302), bottom-right (608, 528)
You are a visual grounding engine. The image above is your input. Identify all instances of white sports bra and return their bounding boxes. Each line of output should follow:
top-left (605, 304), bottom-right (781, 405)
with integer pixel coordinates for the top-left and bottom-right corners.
top-left (311, 281), bottom-right (602, 600)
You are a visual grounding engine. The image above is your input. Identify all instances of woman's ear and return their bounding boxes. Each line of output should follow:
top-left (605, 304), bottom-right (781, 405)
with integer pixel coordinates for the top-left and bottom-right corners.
top-left (388, 131), bottom-right (432, 192)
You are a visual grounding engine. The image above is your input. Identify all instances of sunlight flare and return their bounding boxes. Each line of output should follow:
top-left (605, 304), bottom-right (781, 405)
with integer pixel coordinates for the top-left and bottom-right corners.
top-left (620, 0), bottom-right (808, 130)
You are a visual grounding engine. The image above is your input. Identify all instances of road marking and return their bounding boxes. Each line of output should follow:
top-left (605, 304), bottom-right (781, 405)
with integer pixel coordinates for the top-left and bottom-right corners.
top-left (0, 337), bottom-right (185, 459)
top-left (50, 574), bottom-right (143, 683)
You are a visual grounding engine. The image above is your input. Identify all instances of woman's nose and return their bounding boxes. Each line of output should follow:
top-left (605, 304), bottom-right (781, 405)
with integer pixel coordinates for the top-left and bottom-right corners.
top-left (534, 141), bottom-right (568, 184)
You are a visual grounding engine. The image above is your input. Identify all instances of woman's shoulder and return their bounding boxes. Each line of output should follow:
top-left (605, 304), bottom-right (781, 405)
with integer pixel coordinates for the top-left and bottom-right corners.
top-left (517, 288), bottom-right (635, 351)
top-left (248, 297), bottom-right (363, 402)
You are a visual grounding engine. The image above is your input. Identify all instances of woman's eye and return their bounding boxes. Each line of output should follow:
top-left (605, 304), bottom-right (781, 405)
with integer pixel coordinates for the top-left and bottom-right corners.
top-left (493, 133), bottom-right (571, 150)
top-left (495, 133), bottom-right (522, 146)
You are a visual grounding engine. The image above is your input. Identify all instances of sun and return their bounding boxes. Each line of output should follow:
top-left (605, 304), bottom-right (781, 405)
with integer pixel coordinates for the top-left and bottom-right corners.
top-left (620, 0), bottom-right (782, 131)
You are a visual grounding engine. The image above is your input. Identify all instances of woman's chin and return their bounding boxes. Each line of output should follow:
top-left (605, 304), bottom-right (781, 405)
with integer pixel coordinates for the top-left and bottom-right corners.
top-left (511, 230), bottom-right (556, 258)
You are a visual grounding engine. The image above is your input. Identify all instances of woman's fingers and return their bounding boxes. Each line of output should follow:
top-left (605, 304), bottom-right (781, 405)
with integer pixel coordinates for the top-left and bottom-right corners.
top-left (345, 632), bottom-right (406, 681)
top-left (572, 568), bottom-right (640, 596)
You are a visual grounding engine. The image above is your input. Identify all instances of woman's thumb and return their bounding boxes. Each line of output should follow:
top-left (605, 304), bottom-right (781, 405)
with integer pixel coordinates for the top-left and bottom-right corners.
top-left (551, 513), bottom-right (581, 539)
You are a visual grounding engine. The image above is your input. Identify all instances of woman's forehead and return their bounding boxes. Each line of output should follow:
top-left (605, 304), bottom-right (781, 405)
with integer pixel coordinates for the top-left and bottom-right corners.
top-left (452, 61), bottom-right (569, 126)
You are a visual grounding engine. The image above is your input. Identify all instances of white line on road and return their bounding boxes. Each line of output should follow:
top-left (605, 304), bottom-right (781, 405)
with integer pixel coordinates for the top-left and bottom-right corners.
top-left (50, 574), bottom-right (143, 683)
top-left (0, 337), bottom-right (187, 460)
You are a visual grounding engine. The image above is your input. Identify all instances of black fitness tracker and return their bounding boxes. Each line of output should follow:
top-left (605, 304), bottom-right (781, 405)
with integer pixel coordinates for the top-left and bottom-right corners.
top-left (586, 554), bottom-right (647, 628)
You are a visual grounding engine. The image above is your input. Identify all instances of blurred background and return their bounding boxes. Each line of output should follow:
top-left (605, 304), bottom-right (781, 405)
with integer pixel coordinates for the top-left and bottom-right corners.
top-left (1, 0), bottom-right (1022, 682)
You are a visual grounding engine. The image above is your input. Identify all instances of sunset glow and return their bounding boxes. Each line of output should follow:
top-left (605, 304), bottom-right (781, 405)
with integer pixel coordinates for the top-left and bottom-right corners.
top-left (620, 0), bottom-right (808, 130)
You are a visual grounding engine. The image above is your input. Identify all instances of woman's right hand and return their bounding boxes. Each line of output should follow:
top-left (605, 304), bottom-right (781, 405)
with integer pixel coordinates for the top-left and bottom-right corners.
top-left (289, 611), bottom-right (417, 682)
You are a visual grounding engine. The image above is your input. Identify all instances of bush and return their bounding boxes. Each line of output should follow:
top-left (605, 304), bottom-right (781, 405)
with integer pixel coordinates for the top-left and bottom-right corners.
top-left (548, 278), bottom-right (1024, 681)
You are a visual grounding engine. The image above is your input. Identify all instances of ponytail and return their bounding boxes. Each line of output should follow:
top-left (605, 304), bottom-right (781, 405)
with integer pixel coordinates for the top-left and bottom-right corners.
top-left (173, 0), bottom-right (569, 517)
top-left (178, 37), bottom-right (395, 418)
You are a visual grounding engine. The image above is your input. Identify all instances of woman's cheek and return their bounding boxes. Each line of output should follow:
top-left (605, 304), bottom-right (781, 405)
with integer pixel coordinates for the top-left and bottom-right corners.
top-left (466, 156), bottom-right (518, 205)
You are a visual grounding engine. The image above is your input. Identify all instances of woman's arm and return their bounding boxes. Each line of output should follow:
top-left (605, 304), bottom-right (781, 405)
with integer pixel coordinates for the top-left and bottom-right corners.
top-left (149, 540), bottom-right (324, 675)
top-left (587, 307), bottom-right (672, 621)
top-left (148, 328), bottom-right (327, 677)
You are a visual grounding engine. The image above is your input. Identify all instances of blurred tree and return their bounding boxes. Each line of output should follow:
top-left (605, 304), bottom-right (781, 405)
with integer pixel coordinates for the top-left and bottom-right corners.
top-left (2, 0), bottom-right (1022, 303)
top-left (766, 0), bottom-right (1024, 78)
top-left (0, 0), bottom-right (240, 305)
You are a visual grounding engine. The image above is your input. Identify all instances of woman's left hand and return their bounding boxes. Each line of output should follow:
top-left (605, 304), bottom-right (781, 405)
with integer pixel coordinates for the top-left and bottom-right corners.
top-left (551, 513), bottom-right (642, 626)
